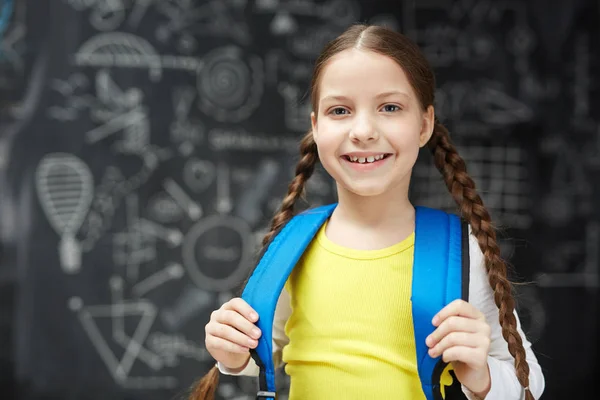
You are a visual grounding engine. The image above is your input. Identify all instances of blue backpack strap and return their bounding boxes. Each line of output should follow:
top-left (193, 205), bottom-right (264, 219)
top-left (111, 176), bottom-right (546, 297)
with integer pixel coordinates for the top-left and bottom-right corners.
top-left (241, 203), bottom-right (337, 399)
top-left (412, 206), bottom-right (466, 400)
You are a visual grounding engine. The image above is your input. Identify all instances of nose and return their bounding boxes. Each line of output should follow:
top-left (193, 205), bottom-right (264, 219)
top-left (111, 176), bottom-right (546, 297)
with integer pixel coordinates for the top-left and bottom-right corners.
top-left (349, 113), bottom-right (378, 142)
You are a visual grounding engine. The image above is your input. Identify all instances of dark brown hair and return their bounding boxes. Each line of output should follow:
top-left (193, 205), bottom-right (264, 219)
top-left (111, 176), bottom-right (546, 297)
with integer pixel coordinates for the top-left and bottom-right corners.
top-left (189, 24), bottom-right (534, 400)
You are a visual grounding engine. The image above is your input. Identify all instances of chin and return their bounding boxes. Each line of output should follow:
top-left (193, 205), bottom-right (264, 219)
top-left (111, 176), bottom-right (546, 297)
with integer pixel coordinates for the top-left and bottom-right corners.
top-left (341, 182), bottom-right (389, 198)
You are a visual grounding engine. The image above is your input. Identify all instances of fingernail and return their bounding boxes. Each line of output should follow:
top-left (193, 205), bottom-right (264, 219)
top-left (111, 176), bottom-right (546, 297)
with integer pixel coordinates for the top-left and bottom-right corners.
top-left (432, 315), bottom-right (439, 325)
top-left (426, 336), bottom-right (432, 346)
top-left (252, 328), bottom-right (261, 338)
top-left (248, 339), bottom-right (257, 347)
top-left (250, 312), bottom-right (258, 321)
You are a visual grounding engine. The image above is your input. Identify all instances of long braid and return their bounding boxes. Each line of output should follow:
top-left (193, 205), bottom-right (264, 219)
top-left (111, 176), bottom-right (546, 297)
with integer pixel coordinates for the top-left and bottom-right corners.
top-left (187, 131), bottom-right (318, 400)
top-left (262, 131), bottom-right (319, 246)
top-left (427, 121), bottom-right (535, 400)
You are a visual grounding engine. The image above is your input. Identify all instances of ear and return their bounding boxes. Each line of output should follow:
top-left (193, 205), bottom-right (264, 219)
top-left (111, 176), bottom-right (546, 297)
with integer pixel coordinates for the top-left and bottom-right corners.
top-left (419, 105), bottom-right (435, 148)
top-left (311, 111), bottom-right (318, 141)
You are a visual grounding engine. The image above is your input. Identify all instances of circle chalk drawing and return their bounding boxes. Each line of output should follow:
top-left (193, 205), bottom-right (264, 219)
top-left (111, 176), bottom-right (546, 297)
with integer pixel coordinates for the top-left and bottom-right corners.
top-left (182, 215), bottom-right (253, 291)
top-left (197, 46), bottom-right (264, 122)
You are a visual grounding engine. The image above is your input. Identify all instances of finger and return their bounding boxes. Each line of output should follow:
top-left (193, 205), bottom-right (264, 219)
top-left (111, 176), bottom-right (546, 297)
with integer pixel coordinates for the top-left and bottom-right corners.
top-left (215, 309), bottom-right (262, 340)
top-left (206, 322), bottom-right (259, 350)
top-left (206, 335), bottom-right (251, 354)
top-left (441, 346), bottom-right (488, 370)
top-left (428, 332), bottom-right (490, 358)
top-left (426, 316), bottom-right (489, 347)
top-left (433, 299), bottom-right (485, 326)
top-left (222, 298), bottom-right (259, 323)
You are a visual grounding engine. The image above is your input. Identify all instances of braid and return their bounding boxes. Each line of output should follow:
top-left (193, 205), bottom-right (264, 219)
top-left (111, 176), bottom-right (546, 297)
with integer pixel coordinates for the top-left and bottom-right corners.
top-left (427, 121), bottom-right (535, 400)
top-left (262, 131), bottom-right (319, 246)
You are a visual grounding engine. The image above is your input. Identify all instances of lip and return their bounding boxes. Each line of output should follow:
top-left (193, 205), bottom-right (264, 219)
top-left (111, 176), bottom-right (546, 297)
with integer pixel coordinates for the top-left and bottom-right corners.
top-left (340, 152), bottom-right (393, 171)
top-left (341, 151), bottom-right (391, 158)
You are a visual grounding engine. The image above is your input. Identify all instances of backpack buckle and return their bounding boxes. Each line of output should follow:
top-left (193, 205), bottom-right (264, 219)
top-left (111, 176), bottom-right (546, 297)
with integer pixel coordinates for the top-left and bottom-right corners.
top-left (256, 390), bottom-right (276, 399)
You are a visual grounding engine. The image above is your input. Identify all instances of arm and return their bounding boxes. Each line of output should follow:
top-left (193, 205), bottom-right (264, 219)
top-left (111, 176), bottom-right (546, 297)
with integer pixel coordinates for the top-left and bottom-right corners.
top-left (217, 288), bottom-right (291, 376)
top-left (461, 226), bottom-right (545, 400)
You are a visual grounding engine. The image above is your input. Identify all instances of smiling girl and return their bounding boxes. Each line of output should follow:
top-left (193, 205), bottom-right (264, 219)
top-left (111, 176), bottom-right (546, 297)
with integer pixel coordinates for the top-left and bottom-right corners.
top-left (191, 24), bottom-right (545, 400)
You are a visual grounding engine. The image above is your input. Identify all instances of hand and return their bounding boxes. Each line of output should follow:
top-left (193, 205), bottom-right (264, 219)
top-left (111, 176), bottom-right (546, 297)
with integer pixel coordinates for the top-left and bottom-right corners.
top-left (205, 297), bottom-right (262, 371)
top-left (425, 299), bottom-right (492, 397)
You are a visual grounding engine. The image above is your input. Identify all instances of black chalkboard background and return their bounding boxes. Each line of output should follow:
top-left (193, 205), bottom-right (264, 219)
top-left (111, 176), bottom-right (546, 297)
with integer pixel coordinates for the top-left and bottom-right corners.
top-left (0, 0), bottom-right (598, 399)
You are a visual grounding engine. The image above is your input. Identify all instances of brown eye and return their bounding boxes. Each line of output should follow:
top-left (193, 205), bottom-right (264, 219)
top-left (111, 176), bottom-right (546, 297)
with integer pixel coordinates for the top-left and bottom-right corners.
top-left (329, 107), bottom-right (348, 115)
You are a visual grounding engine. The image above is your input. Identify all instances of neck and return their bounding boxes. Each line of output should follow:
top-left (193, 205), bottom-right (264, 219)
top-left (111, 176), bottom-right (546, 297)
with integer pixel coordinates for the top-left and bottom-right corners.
top-left (331, 184), bottom-right (415, 232)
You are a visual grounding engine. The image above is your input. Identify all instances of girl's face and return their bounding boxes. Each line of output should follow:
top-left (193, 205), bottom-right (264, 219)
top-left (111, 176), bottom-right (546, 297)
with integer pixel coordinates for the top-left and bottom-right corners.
top-left (311, 48), bottom-right (434, 199)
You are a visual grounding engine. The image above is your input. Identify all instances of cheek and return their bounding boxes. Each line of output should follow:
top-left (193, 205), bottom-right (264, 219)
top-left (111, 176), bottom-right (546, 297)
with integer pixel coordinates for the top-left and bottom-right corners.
top-left (315, 121), bottom-right (346, 149)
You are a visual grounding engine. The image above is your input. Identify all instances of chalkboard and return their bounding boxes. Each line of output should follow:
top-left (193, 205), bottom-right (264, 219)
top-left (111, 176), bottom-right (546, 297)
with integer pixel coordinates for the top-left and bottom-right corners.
top-left (1, 1), bottom-right (598, 399)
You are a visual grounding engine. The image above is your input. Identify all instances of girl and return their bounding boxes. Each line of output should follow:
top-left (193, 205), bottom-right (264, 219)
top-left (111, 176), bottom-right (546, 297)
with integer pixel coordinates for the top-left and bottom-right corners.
top-left (191, 24), bottom-right (545, 399)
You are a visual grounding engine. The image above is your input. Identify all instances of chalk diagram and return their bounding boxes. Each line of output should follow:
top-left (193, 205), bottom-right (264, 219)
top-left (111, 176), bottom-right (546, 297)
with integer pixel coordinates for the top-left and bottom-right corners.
top-left (412, 144), bottom-right (532, 230)
top-left (39, 51), bottom-right (287, 387)
top-left (71, 32), bottom-right (264, 123)
top-left (36, 153), bottom-right (94, 274)
top-left (65, 0), bottom-right (153, 32)
top-left (154, 0), bottom-right (252, 53)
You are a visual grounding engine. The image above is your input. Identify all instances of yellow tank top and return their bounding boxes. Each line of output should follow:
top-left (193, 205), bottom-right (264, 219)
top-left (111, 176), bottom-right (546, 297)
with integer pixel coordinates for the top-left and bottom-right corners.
top-left (282, 221), bottom-right (426, 399)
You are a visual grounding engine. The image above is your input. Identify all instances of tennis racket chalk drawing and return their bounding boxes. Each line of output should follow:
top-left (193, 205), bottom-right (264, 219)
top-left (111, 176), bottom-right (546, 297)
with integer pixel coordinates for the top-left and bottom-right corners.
top-left (36, 153), bottom-right (94, 274)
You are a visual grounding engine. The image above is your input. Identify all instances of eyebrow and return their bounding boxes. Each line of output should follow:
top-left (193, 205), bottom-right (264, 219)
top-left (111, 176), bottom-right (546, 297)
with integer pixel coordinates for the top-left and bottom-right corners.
top-left (320, 90), bottom-right (411, 103)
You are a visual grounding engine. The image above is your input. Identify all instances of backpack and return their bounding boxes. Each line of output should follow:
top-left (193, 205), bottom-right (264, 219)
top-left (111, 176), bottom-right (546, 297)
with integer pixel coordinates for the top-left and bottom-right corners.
top-left (240, 203), bottom-right (470, 400)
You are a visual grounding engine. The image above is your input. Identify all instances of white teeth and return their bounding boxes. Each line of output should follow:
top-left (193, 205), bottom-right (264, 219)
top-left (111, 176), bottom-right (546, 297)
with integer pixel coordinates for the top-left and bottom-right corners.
top-left (347, 154), bottom-right (387, 163)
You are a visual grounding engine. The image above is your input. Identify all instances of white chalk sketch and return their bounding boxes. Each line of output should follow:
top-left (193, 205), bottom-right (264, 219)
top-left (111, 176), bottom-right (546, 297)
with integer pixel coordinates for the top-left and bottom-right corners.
top-left (435, 80), bottom-right (533, 128)
top-left (215, 162), bottom-right (233, 214)
top-left (74, 32), bottom-right (203, 82)
top-left (36, 153), bottom-right (94, 274)
top-left (137, 219), bottom-right (183, 247)
top-left (539, 136), bottom-right (591, 225)
top-left (412, 144), bottom-right (532, 229)
top-left (147, 192), bottom-right (185, 224)
top-left (86, 70), bottom-right (150, 156)
top-left (197, 46), bottom-right (264, 122)
top-left (147, 332), bottom-right (213, 367)
top-left (79, 149), bottom-right (165, 252)
top-left (66, 0), bottom-right (153, 31)
top-left (265, 49), bottom-right (314, 84)
top-left (182, 214), bottom-right (253, 292)
top-left (235, 159), bottom-right (280, 226)
top-left (403, 0), bottom-right (528, 45)
top-left (278, 82), bottom-right (311, 132)
top-left (536, 222), bottom-right (599, 291)
top-left (183, 158), bottom-right (215, 193)
top-left (170, 87), bottom-right (205, 157)
top-left (113, 194), bottom-right (157, 282)
top-left (132, 262), bottom-right (185, 297)
top-left (208, 127), bottom-right (299, 152)
top-left (68, 292), bottom-right (178, 389)
top-left (286, 24), bottom-right (345, 58)
top-left (163, 177), bottom-right (203, 220)
top-left (155, 0), bottom-right (251, 51)
top-left (160, 284), bottom-right (212, 331)
top-left (109, 276), bottom-right (166, 371)
top-left (255, 0), bottom-right (360, 35)
top-left (47, 73), bottom-right (95, 121)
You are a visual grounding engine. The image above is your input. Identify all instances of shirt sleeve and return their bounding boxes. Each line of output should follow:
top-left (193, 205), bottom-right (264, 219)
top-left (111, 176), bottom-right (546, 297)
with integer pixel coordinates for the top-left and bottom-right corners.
top-left (461, 225), bottom-right (545, 399)
top-left (217, 288), bottom-right (292, 376)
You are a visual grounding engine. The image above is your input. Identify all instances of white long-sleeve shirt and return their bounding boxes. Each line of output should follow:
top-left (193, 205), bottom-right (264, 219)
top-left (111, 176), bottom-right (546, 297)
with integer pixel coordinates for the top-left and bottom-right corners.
top-left (219, 227), bottom-right (545, 399)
